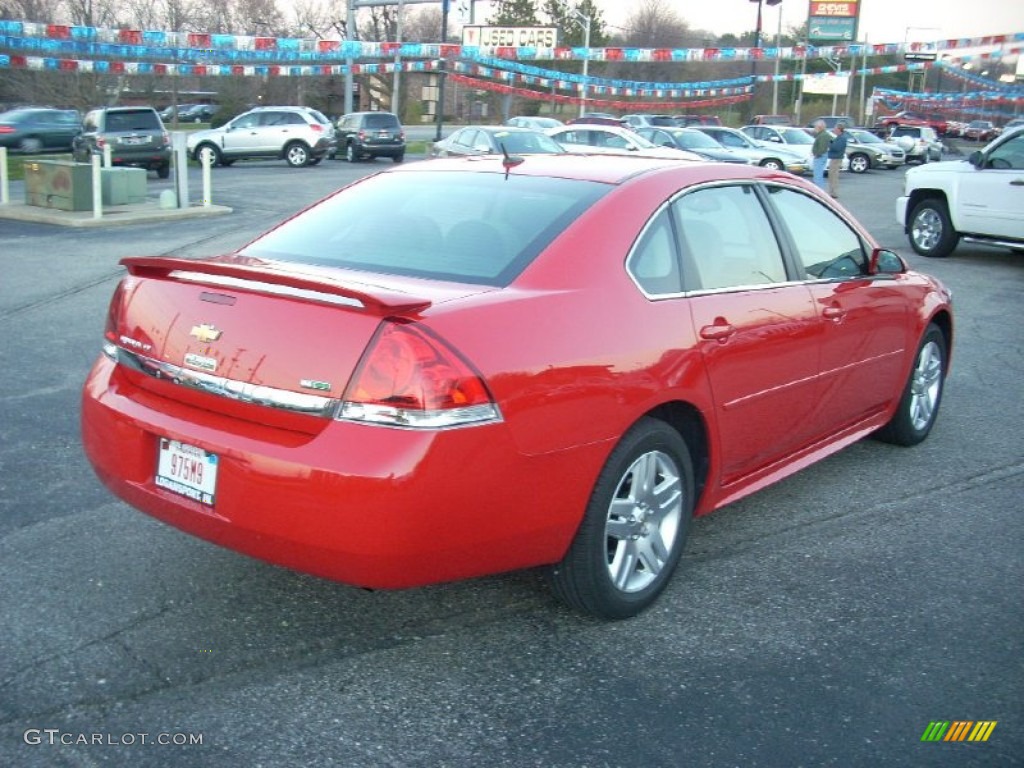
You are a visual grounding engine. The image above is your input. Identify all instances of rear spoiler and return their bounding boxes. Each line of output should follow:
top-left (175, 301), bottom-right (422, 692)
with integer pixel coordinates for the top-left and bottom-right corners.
top-left (120, 256), bottom-right (432, 315)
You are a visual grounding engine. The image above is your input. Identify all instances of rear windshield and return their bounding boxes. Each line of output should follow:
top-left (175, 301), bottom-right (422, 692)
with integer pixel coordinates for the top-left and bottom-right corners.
top-left (364, 113), bottom-right (400, 129)
top-left (240, 170), bottom-right (610, 286)
top-left (105, 110), bottom-right (161, 131)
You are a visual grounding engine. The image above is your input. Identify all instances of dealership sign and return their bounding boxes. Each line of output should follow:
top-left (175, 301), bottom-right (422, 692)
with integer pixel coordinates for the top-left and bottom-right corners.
top-left (462, 26), bottom-right (559, 48)
top-left (808, 0), bottom-right (859, 43)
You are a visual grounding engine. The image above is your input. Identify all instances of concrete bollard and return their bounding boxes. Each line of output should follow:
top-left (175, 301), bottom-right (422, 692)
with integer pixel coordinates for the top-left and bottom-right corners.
top-left (91, 154), bottom-right (102, 219)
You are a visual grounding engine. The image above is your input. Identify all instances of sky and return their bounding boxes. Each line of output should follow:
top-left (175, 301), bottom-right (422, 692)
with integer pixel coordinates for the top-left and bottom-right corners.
top-left (469, 1), bottom-right (1024, 46)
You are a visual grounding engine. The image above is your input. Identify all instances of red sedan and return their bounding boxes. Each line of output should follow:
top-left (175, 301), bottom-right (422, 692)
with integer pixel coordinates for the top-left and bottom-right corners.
top-left (82, 155), bottom-right (953, 619)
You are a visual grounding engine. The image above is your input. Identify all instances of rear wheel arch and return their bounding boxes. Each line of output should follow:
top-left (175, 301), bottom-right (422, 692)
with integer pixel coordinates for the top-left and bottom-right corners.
top-left (646, 401), bottom-right (710, 509)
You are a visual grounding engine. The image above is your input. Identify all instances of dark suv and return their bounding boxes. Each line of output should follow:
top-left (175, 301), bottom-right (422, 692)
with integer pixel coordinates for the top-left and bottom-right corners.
top-left (73, 106), bottom-right (171, 178)
top-left (336, 111), bottom-right (405, 162)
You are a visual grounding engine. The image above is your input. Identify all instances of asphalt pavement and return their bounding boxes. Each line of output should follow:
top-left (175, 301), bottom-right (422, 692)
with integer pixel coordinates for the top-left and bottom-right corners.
top-left (0, 156), bottom-right (1020, 767)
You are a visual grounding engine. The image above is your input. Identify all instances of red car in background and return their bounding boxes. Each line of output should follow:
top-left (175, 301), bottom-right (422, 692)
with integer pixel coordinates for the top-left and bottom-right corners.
top-left (81, 155), bottom-right (953, 619)
top-left (875, 111), bottom-right (950, 136)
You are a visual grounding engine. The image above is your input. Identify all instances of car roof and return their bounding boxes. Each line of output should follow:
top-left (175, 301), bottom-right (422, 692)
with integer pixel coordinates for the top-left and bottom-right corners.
top-left (393, 153), bottom-right (780, 186)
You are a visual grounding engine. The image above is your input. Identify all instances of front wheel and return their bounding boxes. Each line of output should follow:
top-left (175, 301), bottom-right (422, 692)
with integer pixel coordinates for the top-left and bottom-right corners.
top-left (848, 152), bottom-right (870, 174)
top-left (875, 324), bottom-right (947, 446)
top-left (908, 198), bottom-right (958, 258)
top-left (760, 158), bottom-right (783, 171)
top-left (549, 418), bottom-right (694, 619)
top-left (284, 142), bottom-right (310, 168)
top-left (392, 153), bottom-right (404, 164)
top-left (195, 144), bottom-right (222, 167)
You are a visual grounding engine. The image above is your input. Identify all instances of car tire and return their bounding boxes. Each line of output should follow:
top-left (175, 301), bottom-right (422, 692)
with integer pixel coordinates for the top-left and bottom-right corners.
top-left (346, 143), bottom-right (358, 163)
top-left (18, 137), bottom-right (43, 153)
top-left (908, 198), bottom-right (959, 258)
top-left (308, 157), bottom-right (322, 166)
top-left (284, 142), bottom-right (311, 168)
top-left (875, 324), bottom-right (946, 446)
top-left (760, 158), bottom-right (784, 170)
top-left (156, 164), bottom-right (170, 179)
top-left (549, 417), bottom-right (694, 619)
top-left (393, 153), bottom-right (404, 164)
top-left (849, 152), bottom-right (870, 174)
top-left (195, 144), bottom-right (222, 167)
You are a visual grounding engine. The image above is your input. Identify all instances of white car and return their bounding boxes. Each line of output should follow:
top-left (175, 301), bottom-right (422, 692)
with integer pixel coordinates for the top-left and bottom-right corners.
top-left (741, 124), bottom-right (851, 172)
top-left (896, 127), bottom-right (1024, 257)
top-left (546, 124), bottom-right (701, 160)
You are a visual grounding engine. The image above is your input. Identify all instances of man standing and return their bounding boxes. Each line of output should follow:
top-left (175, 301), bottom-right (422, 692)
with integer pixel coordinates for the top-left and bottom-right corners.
top-left (827, 122), bottom-right (849, 198)
top-left (811, 119), bottom-right (829, 190)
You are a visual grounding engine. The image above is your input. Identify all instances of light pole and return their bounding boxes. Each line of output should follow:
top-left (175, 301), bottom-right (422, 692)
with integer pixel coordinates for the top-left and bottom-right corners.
top-left (554, 0), bottom-right (591, 118)
top-left (750, 0), bottom-right (782, 111)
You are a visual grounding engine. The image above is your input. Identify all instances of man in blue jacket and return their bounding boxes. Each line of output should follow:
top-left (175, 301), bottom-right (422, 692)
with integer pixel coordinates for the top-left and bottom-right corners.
top-left (827, 122), bottom-right (849, 198)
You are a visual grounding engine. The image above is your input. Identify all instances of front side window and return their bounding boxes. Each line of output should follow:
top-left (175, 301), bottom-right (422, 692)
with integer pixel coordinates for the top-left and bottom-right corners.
top-left (232, 113), bottom-right (261, 130)
top-left (985, 133), bottom-right (1024, 170)
top-left (766, 186), bottom-right (866, 279)
top-left (672, 184), bottom-right (786, 291)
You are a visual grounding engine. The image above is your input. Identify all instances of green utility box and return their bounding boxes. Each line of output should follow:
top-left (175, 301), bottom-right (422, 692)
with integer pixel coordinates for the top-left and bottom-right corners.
top-left (24, 160), bottom-right (94, 211)
top-left (101, 167), bottom-right (147, 205)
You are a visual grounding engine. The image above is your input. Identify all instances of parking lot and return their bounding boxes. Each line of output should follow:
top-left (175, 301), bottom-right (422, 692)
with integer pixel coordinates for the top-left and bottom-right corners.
top-left (0, 156), bottom-right (1021, 767)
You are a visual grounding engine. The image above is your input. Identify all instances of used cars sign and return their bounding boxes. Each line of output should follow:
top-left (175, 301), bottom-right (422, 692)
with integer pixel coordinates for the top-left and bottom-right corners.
top-left (462, 26), bottom-right (558, 48)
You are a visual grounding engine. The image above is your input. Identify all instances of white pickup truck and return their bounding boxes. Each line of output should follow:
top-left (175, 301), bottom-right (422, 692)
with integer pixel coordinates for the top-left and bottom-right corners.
top-left (896, 126), bottom-right (1024, 257)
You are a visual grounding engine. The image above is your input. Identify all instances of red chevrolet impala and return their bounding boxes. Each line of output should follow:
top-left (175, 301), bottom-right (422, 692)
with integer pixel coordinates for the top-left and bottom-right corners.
top-left (82, 155), bottom-right (952, 618)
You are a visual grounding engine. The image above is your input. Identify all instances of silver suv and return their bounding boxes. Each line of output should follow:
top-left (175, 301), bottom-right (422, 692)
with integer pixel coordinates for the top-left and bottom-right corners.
top-left (186, 106), bottom-right (336, 168)
top-left (888, 125), bottom-right (943, 164)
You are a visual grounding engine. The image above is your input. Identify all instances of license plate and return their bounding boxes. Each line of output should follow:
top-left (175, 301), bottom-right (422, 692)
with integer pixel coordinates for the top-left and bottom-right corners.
top-left (155, 438), bottom-right (218, 505)
top-left (122, 136), bottom-right (147, 145)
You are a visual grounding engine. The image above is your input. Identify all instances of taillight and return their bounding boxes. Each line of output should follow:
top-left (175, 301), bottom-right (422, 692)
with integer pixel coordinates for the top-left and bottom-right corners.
top-left (161, 131), bottom-right (170, 146)
top-left (96, 136), bottom-right (106, 148)
top-left (310, 124), bottom-right (323, 132)
top-left (0, 126), bottom-right (15, 134)
top-left (338, 321), bottom-right (500, 428)
top-left (102, 280), bottom-right (127, 359)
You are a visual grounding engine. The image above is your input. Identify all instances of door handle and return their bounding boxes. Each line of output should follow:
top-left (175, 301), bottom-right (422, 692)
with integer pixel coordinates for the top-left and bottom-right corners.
top-left (1010, 179), bottom-right (1024, 186)
top-left (700, 323), bottom-right (736, 342)
top-left (822, 306), bottom-right (845, 321)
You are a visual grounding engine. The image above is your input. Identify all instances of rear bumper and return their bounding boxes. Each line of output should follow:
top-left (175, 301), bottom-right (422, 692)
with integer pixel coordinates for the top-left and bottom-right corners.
top-left (81, 356), bottom-right (598, 588)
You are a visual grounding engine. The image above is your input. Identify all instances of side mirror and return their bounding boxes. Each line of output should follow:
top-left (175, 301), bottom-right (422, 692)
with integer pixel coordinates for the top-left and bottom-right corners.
top-left (869, 248), bottom-right (906, 275)
top-left (770, 136), bottom-right (782, 143)
top-left (968, 150), bottom-right (983, 168)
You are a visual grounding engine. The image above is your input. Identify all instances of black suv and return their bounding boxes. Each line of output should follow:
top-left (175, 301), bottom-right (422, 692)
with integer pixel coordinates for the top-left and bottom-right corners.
top-left (73, 106), bottom-right (171, 178)
top-left (336, 111), bottom-right (405, 163)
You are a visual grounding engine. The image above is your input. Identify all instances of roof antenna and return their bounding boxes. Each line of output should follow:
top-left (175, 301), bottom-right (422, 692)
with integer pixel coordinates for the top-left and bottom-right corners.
top-left (500, 143), bottom-right (524, 179)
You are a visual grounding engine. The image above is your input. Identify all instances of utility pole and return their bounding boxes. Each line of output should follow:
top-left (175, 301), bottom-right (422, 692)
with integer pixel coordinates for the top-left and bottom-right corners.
top-left (434, 0), bottom-right (449, 140)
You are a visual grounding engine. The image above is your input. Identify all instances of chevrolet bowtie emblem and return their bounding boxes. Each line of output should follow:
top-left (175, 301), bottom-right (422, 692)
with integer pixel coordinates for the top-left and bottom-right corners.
top-left (189, 324), bottom-right (223, 343)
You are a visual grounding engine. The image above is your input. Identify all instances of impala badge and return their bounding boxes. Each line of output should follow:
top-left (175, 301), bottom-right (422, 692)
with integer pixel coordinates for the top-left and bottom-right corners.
top-left (190, 324), bottom-right (223, 343)
top-left (184, 353), bottom-right (218, 372)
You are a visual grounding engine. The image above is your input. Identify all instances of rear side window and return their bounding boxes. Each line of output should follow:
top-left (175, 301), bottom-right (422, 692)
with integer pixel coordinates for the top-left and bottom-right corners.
top-left (240, 171), bottom-right (610, 286)
top-left (673, 184), bottom-right (786, 291)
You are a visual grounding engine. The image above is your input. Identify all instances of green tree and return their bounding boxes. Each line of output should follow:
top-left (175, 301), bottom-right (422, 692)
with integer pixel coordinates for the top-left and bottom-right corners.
top-left (540, 0), bottom-right (608, 48)
top-left (488, 0), bottom-right (540, 26)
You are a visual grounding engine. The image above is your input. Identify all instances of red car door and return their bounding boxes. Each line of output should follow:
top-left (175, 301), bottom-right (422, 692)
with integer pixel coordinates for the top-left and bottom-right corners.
top-left (763, 185), bottom-right (909, 434)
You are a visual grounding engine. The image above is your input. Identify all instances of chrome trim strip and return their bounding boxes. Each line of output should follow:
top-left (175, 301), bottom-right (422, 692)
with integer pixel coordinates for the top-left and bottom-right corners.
top-left (169, 271), bottom-right (365, 309)
top-left (116, 348), bottom-right (337, 417)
